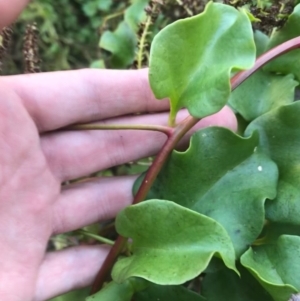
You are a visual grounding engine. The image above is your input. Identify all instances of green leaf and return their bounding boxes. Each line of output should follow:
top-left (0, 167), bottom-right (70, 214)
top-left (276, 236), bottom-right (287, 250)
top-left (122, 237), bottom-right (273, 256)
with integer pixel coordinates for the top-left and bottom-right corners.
top-left (149, 2), bottom-right (255, 124)
top-left (229, 72), bottom-right (298, 121)
top-left (241, 235), bottom-right (300, 301)
top-left (135, 284), bottom-right (205, 301)
top-left (90, 59), bottom-right (105, 69)
top-left (49, 288), bottom-right (89, 301)
top-left (261, 222), bottom-right (300, 243)
top-left (202, 264), bottom-right (273, 301)
top-left (204, 257), bottom-right (226, 274)
top-left (100, 21), bottom-right (136, 68)
top-left (253, 30), bottom-right (269, 57)
top-left (97, 0), bottom-right (112, 11)
top-left (229, 27), bottom-right (297, 122)
top-left (264, 4), bottom-right (300, 80)
top-left (125, 0), bottom-right (148, 31)
top-left (86, 278), bottom-right (148, 301)
top-left (134, 127), bottom-right (278, 257)
top-left (112, 200), bottom-right (237, 285)
top-left (245, 101), bottom-right (300, 224)
top-left (82, 2), bottom-right (98, 17)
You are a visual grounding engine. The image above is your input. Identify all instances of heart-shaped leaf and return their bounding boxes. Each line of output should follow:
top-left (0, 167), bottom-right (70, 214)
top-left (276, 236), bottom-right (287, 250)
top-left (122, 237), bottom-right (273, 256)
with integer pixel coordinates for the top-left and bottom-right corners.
top-left (134, 128), bottom-right (278, 257)
top-left (112, 200), bottom-right (237, 285)
top-left (149, 2), bottom-right (256, 125)
top-left (245, 101), bottom-right (300, 224)
top-left (241, 235), bottom-right (300, 301)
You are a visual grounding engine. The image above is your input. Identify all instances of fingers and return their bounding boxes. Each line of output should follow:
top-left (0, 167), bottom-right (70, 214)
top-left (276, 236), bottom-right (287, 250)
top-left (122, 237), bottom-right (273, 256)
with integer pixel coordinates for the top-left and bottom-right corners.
top-left (34, 245), bottom-right (110, 301)
top-left (41, 113), bottom-right (168, 182)
top-left (53, 176), bottom-right (135, 234)
top-left (41, 107), bottom-right (236, 182)
top-left (2, 69), bottom-right (169, 132)
top-left (0, 0), bottom-right (29, 28)
top-left (50, 108), bottom-right (236, 234)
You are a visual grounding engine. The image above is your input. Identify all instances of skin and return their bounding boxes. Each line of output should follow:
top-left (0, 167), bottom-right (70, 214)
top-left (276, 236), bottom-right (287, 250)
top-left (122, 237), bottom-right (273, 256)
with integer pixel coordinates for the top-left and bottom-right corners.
top-left (0, 2), bottom-right (237, 300)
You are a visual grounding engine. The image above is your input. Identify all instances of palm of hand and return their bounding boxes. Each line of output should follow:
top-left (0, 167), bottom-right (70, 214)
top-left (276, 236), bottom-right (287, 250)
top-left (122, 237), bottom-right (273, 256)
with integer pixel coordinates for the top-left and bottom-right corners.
top-left (0, 83), bottom-right (57, 300)
top-left (0, 69), bottom-right (236, 301)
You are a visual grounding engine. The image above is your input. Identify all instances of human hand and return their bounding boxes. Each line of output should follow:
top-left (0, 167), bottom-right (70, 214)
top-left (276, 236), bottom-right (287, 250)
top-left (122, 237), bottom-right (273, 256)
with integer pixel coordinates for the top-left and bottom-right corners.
top-left (0, 2), bottom-right (237, 301)
top-left (0, 0), bottom-right (29, 29)
top-left (0, 68), bottom-right (236, 301)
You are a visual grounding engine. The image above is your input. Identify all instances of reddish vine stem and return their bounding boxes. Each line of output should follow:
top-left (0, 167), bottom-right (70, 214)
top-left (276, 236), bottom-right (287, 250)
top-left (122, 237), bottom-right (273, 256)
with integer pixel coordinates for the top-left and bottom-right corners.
top-left (132, 116), bottom-right (200, 205)
top-left (231, 36), bottom-right (300, 87)
top-left (90, 116), bottom-right (199, 294)
top-left (90, 36), bottom-right (300, 295)
top-left (90, 235), bottom-right (127, 294)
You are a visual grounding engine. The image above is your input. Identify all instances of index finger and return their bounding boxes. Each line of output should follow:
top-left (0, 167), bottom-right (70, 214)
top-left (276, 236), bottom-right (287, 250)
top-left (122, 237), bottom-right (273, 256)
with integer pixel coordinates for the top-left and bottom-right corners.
top-left (0, 0), bottom-right (29, 28)
top-left (1, 68), bottom-right (170, 132)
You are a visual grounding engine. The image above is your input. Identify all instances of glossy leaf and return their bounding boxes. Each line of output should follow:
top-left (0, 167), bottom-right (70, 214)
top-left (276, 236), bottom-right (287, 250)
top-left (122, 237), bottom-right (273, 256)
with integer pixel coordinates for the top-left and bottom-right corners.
top-left (86, 278), bottom-right (148, 301)
top-left (264, 4), bottom-right (300, 80)
top-left (229, 72), bottom-right (297, 121)
top-left (241, 235), bottom-right (300, 301)
top-left (112, 200), bottom-right (237, 285)
top-left (149, 2), bottom-right (256, 124)
top-left (100, 21), bottom-right (136, 68)
top-left (134, 128), bottom-right (278, 257)
top-left (202, 264), bottom-right (273, 301)
top-left (135, 284), bottom-right (205, 301)
top-left (245, 101), bottom-right (300, 224)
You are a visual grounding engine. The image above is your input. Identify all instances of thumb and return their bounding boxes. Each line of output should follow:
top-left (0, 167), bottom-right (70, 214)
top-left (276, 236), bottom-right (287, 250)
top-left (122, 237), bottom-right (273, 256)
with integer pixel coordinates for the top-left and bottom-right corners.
top-left (0, 0), bottom-right (30, 29)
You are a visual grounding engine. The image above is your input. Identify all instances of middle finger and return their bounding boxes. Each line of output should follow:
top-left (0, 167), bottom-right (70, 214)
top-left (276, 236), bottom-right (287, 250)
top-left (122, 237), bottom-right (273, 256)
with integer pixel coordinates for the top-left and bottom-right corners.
top-left (41, 106), bottom-right (236, 182)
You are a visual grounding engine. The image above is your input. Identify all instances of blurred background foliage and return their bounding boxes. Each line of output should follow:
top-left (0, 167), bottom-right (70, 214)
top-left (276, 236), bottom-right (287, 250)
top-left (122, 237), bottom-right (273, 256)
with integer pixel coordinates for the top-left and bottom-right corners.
top-left (0, 0), bottom-right (298, 74)
top-left (0, 0), bottom-right (206, 74)
top-left (3, 0), bottom-right (120, 72)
